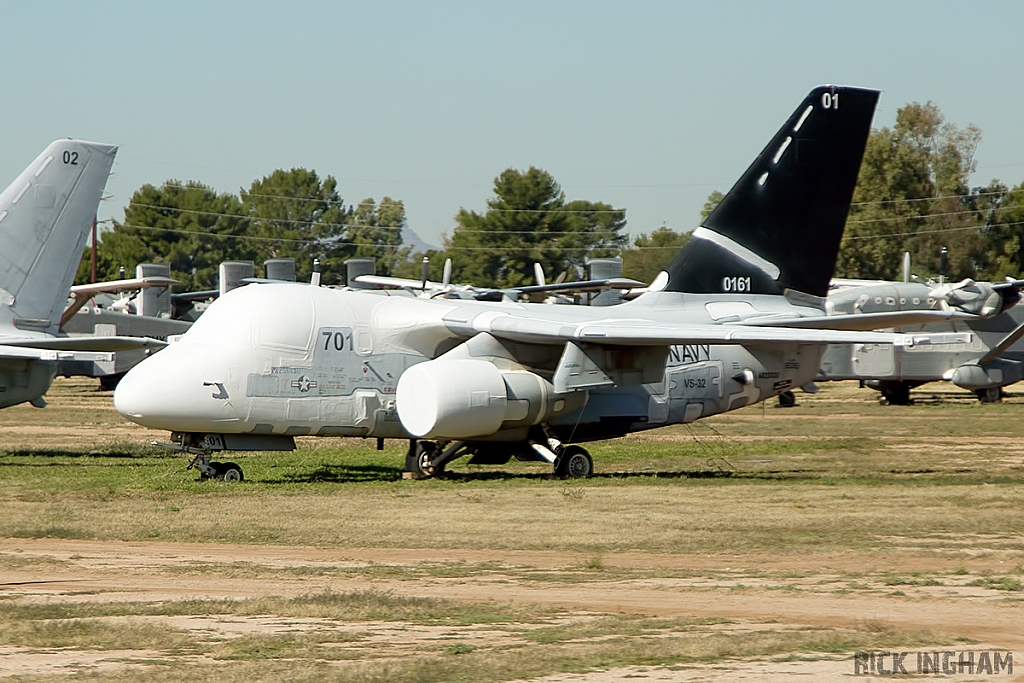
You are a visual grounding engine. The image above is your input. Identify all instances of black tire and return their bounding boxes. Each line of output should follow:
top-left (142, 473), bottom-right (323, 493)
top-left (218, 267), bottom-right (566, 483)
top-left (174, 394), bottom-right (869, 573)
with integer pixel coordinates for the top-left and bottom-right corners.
top-left (217, 462), bottom-right (244, 482)
top-left (98, 372), bottom-right (126, 391)
top-left (976, 387), bottom-right (1003, 403)
top-left (777, 390), bottom-right (796, 407)
top-left (413, 441), bottom-right (439, 479)
top-left (555, 445), bottom-right (593, 479)
top-left (880, 381), bottom-right (912, 406)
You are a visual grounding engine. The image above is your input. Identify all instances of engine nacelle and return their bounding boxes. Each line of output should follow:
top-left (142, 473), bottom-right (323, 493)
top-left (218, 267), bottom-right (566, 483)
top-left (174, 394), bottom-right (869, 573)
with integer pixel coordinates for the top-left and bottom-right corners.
top-left (396, 359), bottom-right (584, 439)
top-left (951, 358), bottom-right (1024, 390)
top-left (945, 282), bottom-right (1009, 317)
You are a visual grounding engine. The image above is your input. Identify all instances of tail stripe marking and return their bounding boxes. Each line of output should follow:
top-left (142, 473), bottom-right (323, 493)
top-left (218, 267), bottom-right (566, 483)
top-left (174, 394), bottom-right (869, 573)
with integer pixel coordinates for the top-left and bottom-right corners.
top-left (692, 227), bottom-right (781, 279)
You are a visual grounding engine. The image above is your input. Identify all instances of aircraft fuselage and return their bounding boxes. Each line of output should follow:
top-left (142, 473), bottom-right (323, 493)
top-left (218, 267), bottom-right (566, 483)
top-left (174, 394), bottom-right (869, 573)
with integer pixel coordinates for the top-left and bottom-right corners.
top-left (114, 283), bottom-right (826, 442)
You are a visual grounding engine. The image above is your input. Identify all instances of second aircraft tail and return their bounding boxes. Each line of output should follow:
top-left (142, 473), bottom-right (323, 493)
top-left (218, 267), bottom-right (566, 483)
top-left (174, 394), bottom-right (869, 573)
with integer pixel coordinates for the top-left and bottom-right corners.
top-left (0, 140), bottom-right (118, 334)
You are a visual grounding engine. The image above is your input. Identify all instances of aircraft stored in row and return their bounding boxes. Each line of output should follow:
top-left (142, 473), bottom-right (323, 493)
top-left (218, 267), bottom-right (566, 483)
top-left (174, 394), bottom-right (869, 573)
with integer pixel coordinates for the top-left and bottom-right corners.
top-left (114, 85), bottom-right (963, 481)
top-left (0, 140), bottom-right (166, 410)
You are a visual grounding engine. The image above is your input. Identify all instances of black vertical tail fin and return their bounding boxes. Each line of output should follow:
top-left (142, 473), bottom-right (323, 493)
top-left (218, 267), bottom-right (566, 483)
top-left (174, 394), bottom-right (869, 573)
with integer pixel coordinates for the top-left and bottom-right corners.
top-left (0, 140), bottom-right (118, 333)
top-left (658, 85), bottom-right (879, 300)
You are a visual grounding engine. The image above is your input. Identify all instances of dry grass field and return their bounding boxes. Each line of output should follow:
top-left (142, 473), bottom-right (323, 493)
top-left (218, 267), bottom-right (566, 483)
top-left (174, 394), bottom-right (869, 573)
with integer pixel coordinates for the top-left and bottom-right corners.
top-left (1, 378), bottom-right (1023, 681)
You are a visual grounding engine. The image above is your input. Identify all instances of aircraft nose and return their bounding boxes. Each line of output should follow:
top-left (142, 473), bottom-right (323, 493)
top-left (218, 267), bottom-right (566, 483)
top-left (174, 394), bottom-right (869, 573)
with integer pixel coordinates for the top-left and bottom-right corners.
top-left (114, 343), bottom-right (237, 431)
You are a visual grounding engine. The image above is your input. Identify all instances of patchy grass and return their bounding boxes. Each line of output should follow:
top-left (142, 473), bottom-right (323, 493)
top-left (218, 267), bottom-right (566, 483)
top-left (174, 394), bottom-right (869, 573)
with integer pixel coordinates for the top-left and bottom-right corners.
top-left (0, 617), bottom-right (195, 651)
top-left (0, 622), bottom-right (943, 683)
top-left (0, 590), bottom-right (555, 626)
top-left (0, 378), bottom-right (1002, 680)
top-left (968, 576), bottom-right (1024, 591)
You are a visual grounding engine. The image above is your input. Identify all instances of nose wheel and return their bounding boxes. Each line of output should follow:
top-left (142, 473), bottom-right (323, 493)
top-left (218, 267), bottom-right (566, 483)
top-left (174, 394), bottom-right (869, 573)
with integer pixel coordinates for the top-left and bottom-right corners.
top-left (188, 454), bottom-right (245, 482)
top-left (214, 462), bottom-right (244, 482)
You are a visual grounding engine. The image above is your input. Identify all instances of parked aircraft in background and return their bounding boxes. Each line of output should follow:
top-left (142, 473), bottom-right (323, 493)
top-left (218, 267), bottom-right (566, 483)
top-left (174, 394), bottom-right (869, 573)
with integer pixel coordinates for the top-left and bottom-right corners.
top-left (57, 259), bottom-right (297, 387)
top-left (348, 256), bottom-right (643, 305)
top-left (59, 268), bottom-right (188, 387)
top-left (815, 269), bottom-right (1024, 404)
top-left (116, 85), bottom-right (969, 482)
top-left (0, 140), bottom-right (166, 409)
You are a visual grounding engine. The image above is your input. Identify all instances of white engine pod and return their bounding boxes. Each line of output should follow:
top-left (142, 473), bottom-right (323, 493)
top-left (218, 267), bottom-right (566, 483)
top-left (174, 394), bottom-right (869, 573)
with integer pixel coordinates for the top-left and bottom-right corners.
top-left (396, 359), bottom-right (508, 438)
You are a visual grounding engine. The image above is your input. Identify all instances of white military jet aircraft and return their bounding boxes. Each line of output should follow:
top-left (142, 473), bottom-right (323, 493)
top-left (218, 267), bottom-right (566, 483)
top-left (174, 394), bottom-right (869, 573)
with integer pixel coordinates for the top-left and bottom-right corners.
top-left (116, 86), bottom-right (954, 481)
top-left (0, 140), bottom-right (166, 409)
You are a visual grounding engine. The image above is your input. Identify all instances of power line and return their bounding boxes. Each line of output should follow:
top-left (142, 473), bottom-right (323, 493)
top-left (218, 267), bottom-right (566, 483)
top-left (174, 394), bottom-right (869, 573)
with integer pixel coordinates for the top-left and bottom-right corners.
top-left (120, 223), bottom-right (318, 245)
top-left (846, 201), bottom-right (1024, 226)
top-left (849, 188), bottom-right (1010, 208)
top-left (112, 222), bottom-right (650, 251)
top-left (129, 203), bottom-right (403, 231)
top-left (124, 203), bottom-right (629, 234)
top-left (842, 219), bottom-right (1024, 242)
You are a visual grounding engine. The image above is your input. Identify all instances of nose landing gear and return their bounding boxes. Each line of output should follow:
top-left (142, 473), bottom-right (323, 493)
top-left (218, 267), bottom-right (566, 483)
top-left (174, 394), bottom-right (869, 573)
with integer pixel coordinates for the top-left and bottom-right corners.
top-left (187, 453), bottom-right (245, 482)
top-left (154, 433), bottom-right (247, 482)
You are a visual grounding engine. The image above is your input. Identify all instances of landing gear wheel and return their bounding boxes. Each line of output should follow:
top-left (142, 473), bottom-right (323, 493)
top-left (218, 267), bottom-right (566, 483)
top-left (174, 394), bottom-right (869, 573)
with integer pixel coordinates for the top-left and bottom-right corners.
top-left (98, 372), bottom-right (126, 391)
top-left (217, 462), bottom-right (244, 482)
top-left (879, 381), bottom-right (912, 406)
top-left (555, 445), bottom-right (593, 479)
top-left (976, 387), bottom-right (1003, 403)
top-left (413, 441), bottom-right (441, 479)
top-left (777, 390), bottom-right (796, 407)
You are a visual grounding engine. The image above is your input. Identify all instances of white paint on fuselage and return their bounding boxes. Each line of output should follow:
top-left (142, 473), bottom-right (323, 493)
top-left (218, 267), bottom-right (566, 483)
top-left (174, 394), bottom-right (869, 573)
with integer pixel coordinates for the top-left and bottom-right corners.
top-left (114, 283), bottom-right (828, 438)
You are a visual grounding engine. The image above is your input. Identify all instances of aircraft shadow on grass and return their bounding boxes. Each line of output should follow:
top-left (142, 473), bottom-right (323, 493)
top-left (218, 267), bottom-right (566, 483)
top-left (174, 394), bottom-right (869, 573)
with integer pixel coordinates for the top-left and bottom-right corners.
top-left (261, 465), bottom-right (760, 485)
top-left (0, 447), bottom-right (152, 460)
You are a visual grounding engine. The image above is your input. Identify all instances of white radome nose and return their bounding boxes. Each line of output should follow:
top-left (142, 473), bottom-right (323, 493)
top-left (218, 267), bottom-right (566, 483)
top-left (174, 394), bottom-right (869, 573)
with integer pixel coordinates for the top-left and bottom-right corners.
top-left (114, 343), bottom-right (236, 432)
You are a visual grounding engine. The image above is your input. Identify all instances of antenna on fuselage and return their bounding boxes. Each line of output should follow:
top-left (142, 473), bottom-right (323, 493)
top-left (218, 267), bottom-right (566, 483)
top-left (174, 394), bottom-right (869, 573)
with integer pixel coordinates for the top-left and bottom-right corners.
top-left (311, 258), bottom-right (322, 287)
top-left (420, 257), bottom-right (429, 291)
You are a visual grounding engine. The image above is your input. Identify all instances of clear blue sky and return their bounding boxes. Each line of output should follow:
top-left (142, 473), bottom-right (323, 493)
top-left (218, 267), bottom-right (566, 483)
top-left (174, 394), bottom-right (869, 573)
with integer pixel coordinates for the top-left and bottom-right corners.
top-left (3, 1), bottom-right (1023, 247)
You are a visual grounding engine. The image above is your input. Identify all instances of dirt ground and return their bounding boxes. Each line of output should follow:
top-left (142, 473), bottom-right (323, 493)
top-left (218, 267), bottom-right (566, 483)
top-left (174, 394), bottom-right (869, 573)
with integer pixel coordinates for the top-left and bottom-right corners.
top-left (2, 537), bottom-right (1022, 681)
top-left (2, 379), bottom-right (1023, 681)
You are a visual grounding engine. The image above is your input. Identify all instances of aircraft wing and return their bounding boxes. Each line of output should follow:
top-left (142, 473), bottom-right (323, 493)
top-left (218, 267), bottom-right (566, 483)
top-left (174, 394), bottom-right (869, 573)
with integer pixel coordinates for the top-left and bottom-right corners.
top-left (0, 336), bottom-right (167, 352)
top-left (68, 276), bottom-right (181, 300)
top-left (62, 276), bottom-right (183, 326)
top-left (0, 344), bottom-right (63, 360)
top-left (512, 278), bottom-right (646, 295)
top-left (993, 279), bottom-right (1024, 292)
top-left (354, 275), bottom-right (647, 297)
top-left (171, 289), bottom-right (220, 303)
top-left (464, 314), bottom-right (907, 347)
top-left (0, 344), bottom-right (113, 362)
top-left (740, 309), bottom-right (980, 330)
top-left (354, 274), bottom-right (440, 290)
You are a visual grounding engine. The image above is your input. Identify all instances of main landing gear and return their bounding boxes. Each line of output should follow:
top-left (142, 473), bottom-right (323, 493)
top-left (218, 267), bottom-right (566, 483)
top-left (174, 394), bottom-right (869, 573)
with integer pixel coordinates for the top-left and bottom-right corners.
top-left (404, 435), bottom-right (593, 480)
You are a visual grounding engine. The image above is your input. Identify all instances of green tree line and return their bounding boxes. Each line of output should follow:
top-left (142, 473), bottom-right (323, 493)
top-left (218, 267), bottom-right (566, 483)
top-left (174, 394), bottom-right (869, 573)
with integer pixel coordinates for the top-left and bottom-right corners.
top-left (685, 102), bottom-right (1024, 283)
top-left (78, 169), bottom-right (407, 289)
top-left (80, 100), bottom-right (1024, 291)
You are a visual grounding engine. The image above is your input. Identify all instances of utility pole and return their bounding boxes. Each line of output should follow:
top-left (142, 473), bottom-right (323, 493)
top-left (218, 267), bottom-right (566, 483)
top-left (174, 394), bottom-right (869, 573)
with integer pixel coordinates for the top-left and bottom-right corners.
top-left (90, 217), bottom-right (97, 283)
